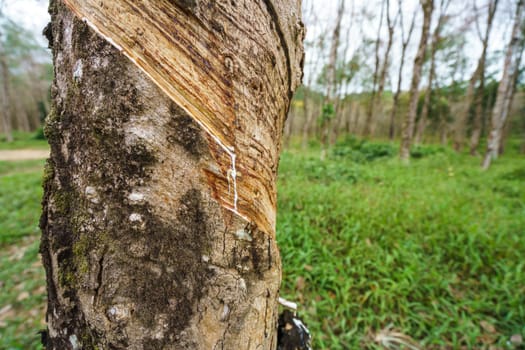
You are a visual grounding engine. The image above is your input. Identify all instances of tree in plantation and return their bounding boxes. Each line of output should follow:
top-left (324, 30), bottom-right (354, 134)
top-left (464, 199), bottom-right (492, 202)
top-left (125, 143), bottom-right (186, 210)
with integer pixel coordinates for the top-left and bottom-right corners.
top-left (40, 0), bottom-right (304, 348)
top-left (389, 1), bottom-right (417, 140)
top-left (320, 0), bottom-right (344, 160)
top-left (468, 0), bottom-right (500, 155)
top-left (400, 0), bottom-right (434, 162)
top-left (453, 0), bottom-right (499, 153)
top-left (497, 32), bottom-right (524, 155)
top-left (414, 0), bottom-right (450, 144)
top-left (301, 5), bottom-right (326, 150)
top-left (0, 15), bottom-right (13, 142)
top-left (365, 0), bottom-right (398, 139)
top-left (482, 0), bottom-right (524, 169)
top-left (362, 0), bottom-right (385, 138)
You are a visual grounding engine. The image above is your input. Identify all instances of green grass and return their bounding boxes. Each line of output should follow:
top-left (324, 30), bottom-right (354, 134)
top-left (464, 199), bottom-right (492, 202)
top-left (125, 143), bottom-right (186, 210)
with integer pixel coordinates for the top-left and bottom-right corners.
top-left (0, 139), bottom-right (524, 349)
top-left (0, 163), bottom-right (45, 349)
top-left (277, 140), bottom-right (525, 349)
top-left (0, 131), bottom-right (48, 150)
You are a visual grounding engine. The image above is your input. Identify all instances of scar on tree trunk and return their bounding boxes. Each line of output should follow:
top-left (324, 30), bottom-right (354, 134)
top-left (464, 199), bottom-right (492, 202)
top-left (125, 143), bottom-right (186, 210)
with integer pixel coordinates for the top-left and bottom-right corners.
top-left (40, 0), bottom-right (304, 349)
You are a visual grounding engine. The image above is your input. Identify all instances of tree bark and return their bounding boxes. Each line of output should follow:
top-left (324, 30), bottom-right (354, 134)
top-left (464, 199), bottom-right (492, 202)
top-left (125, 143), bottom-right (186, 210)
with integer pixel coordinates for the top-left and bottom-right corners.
top-left (400, 0), bottom-right (433, 162)
top-left (362, 0), bottom-right (385, 138)
top-left (482, 0), bottom-right (523, 169)
top-left (456, 0), bottom-right (499, 153)
top-left (498, 41), bottom-right (523, 155)
top-left (370, 0), bottom-right (396, 139)
top-left (40, 0), bottom-right (303, 349)
top-left (389, 2), bottom-right (417, 140)
top-left (320, 0), bottom-right (344, 160)
top-left (0, 49), bottom-right (13, 142)
top-left (414, 0), bottom-right (449, 144)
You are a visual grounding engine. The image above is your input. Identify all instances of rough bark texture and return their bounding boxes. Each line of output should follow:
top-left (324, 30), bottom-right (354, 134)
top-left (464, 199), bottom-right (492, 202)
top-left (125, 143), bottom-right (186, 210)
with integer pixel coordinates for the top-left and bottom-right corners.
top-left (400, 0), bottom-right (433, 162)
top-left (40, 0), bottom-right (303, 349)
top-left (482, 0), bottom-right (523, 169)
top-left (0, 49), bottom-right (13, 142)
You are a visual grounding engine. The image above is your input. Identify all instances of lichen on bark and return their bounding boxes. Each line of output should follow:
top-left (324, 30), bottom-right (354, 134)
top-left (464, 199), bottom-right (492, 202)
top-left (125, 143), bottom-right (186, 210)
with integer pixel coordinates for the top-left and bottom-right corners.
top-left (41, 0), bottom-right (303, 349)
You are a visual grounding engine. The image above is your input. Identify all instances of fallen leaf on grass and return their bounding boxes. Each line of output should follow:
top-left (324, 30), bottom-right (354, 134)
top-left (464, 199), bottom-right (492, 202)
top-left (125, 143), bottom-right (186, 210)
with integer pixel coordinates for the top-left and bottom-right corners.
top-left (296, 276), bottom-right (305, 291)
top-left (374, 325), bottom-right (422, 350)
top-left (0, 304), bottom-right (13, 316)
top-left (510, 334), bottom-right (523, 346)
top-left (480, 320), bottom-right (497, 334)
top-left (17, 291), bottom-right (30, 301)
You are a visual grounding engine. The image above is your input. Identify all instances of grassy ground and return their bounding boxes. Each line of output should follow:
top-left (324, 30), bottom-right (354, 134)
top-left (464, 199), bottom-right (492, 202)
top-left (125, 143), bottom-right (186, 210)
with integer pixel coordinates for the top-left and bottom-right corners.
top-left (0, 138), bottom-right (524, 349)
top-left (0, 159), bottom-right (46, 349)
top-left (278, 139), bottom-right (525, 349)
top-left (0, 131), bottom-right (48, 150)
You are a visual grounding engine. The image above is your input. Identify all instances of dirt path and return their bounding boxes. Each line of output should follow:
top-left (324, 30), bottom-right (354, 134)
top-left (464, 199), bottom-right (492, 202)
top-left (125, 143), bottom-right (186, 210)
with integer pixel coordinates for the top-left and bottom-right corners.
top-left (0, 149), bottom-right (49, 161)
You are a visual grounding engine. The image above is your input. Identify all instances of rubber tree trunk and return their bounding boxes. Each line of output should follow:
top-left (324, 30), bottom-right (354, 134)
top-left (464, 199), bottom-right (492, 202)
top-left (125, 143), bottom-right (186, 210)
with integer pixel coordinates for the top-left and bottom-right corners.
top-left (320, 0), bottom-right (344, 160)
top-left (455, 0), bottom-right (498, 153)
top-left (0, 52), bottom-right (13, 142)
top-left (469, 0), bottom-right (499, 155)
top-left (40, 1), bottom-right (303, 349)
top-left (482, 0), bottom-right (523, 169)
top-left (414, 0), bottom-right (448, 144)
top-left (362, 0), bottom-right (385, 138)
top-left (365, 0), bottom-right (395, 139)
top-left (400, 0), bottom-right (433, 162)
top-left (389, 4), bottom-right (417, 141)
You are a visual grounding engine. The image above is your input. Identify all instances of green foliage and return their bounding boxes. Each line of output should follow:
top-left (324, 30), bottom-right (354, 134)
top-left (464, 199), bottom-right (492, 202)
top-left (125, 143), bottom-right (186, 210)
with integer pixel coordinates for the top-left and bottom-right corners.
top-left (318, 103), bottom-right (335, 126)
top-left (0, 164), bottom-right (45, 349)
top-left (1, 142), bottom-right (525, 349)
top-left (278, 143), bottom-right (525, 349)
top-left (332, 137), bottom-right (396, 162)
top-left (0, 131), bottom-right (48, 149)
top-left (410, 144), bottom-right (447, 159)
top-left (32, 127), bottom-right (46, 141)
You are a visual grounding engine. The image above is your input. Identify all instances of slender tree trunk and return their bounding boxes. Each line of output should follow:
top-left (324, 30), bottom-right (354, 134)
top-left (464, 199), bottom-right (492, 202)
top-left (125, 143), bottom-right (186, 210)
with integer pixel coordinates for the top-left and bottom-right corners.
top-left (331, 14), bottom-right (353, 145)
top-left (301, 87), bottom-right (311, 149)
top-left (40, 1), bottom-right (303, 349)
top-left (414, 0), bottom-right (449, 144)
top-left (498, 44), bottom-right (523, 155)
top-left (469, 79), bottom-right (485, 155)
top-left (363, 0), bottom-right (385, 138)
top-left (389, 2), bottom-right (416, 140)
top-left (414, 51), bottom-right (436, 144)
top-left (370, 0), bottom-right (396, 139)
top-left (0, 51), bottom-right (13, 142)
top-left (400, 0), bottom-right (433, 162)
top-left (456, 0), bottom-right (499, 153)
top-left (284, 107), bottom-right (295, 148)
top-left (353, 102), bottom-right (361, 134)
top-left (483, 0), bottom-right (524, 169)
top-left (321, 0), bottom-right (344, 160)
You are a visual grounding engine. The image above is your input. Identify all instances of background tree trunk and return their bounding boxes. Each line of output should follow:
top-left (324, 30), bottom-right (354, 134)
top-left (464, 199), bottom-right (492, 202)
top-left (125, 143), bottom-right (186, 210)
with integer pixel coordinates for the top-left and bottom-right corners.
top-left (482, 0), bottom-right (523, 169)
top-left (414, 0), bottom-right (449, 144)
top-left (320, 0), bottom-right (344, 160)
top-left (389, 2), bottom-right (417, 140)
top-left (363, 0), bottom-right (385, 138)
top-left (456, 0), bottom-right (499, 153)
top-left (400, 0), bottom-right (433, 162)
top-left (371, 0), bottom-right (397, 139)
top-left (40, 1), bottom-right (303, 349)
top-left (0, 50), bottom-right (13, 142)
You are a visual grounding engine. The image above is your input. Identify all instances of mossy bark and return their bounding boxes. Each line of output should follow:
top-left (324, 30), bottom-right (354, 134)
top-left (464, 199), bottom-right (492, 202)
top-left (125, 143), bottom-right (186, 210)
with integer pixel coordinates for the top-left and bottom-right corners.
top-left (40, 1), bottom-right (303, 349)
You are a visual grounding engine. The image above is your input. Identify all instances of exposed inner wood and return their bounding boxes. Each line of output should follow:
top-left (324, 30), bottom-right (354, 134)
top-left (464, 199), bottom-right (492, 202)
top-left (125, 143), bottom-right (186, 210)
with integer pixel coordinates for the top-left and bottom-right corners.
top-left (62, 0), bottom-right (304, 236)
